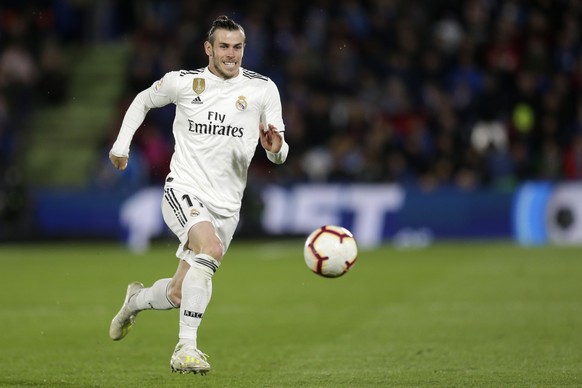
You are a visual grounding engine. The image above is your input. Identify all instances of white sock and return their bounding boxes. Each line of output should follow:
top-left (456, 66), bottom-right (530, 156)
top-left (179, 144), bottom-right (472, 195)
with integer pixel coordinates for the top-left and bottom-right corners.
top-left (129, 278), bottom-right (177, 311)
top-left (179, 253), bottom-right (220, 346)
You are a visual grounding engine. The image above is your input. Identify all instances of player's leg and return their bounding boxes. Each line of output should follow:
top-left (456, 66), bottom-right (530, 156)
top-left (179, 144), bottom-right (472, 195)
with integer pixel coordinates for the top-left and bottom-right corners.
top-left (170, 220), bottom-right (223, 374)
top-left (109, 277), bottom-right (178, 341)
top-left (109, 187), bottom-right (188, 341)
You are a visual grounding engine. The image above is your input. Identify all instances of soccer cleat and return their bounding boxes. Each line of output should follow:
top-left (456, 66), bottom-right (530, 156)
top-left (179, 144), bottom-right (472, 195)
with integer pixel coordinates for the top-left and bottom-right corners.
top-left (170, 342), bottom-right (211, 375)
top-left (109, 281), bottom-right (144, 340)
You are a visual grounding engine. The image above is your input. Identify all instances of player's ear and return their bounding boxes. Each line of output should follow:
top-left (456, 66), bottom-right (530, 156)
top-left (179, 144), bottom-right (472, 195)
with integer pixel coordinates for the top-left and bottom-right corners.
top-left (204, 41), bottom-right (212, 57)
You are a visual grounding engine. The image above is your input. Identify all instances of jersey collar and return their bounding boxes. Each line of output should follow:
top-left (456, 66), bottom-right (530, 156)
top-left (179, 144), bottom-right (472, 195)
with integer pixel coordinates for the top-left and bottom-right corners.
top-left (203, 67), bottom-right (245, 83)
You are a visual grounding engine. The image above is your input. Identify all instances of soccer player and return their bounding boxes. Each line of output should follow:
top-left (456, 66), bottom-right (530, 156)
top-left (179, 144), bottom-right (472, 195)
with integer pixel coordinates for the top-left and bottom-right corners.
top-left (108, 15), bottom-right (288, 374)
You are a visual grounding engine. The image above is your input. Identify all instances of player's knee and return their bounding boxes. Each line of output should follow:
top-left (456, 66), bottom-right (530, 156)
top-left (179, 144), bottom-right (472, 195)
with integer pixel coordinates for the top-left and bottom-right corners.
top-left (204, 242), bottom-right (224, 262)
top-left (188, 239), bottom-right (224, 262)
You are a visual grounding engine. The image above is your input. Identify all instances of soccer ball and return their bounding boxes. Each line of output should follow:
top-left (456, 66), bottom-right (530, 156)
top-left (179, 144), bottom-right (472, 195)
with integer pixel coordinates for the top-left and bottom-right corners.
top-left (303, 225), bottom-right (358, 278)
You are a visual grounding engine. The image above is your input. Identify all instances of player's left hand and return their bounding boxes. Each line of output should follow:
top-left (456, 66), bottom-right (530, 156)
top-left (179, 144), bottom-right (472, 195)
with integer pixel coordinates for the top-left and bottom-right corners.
top-left (109, 152), bottom-right (128, 170)
top-left (259, 123), bottom-right (283, 153)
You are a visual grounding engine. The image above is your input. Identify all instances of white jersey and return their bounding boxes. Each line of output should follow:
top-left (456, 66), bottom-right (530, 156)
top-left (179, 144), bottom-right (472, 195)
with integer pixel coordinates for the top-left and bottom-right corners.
top-left (111, 67), bottom-right (289, 216)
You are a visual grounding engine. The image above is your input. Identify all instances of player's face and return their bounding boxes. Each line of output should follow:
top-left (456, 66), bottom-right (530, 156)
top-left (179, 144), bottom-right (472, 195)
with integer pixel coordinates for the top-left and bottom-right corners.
top-left (205, 29), bottom-right (245, 79)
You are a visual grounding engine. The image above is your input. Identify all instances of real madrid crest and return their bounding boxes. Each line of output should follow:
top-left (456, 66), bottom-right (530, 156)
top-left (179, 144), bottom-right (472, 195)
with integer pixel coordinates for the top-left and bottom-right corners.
top-left (236, 96), bottom-right (247, 111)
top-left (193, 78), bottom-right (205, 95)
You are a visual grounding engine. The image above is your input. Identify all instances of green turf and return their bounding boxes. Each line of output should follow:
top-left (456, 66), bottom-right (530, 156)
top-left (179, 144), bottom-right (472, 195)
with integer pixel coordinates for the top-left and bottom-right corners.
top-left (0, 240), bottom-right (581, 387)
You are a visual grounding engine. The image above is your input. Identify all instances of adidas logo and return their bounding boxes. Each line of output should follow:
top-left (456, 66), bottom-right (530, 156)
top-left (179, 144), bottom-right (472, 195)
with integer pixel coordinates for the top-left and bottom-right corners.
top-left (191, 96), bottom-right (203, 104)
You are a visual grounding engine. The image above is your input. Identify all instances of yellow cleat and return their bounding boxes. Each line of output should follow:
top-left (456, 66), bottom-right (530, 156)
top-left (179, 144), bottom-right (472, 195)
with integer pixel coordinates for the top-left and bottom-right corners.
top-left (170, 342), bottom-right (211, 375)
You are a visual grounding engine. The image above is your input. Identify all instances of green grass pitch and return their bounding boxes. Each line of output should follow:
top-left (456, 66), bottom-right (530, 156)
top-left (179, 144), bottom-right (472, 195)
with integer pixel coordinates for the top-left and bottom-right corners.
top-left (0, 239), bottom-right (581, 387)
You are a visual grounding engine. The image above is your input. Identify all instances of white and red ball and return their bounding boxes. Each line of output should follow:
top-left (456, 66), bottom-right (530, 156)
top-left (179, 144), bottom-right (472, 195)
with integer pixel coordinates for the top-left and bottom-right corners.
top-left (303, 225), bottom-right (358, 278)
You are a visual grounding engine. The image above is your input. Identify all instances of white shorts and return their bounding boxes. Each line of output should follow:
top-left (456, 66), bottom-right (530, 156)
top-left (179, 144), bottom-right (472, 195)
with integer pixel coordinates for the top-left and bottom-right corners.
top-left (161, 186), bottom-right (239, 260)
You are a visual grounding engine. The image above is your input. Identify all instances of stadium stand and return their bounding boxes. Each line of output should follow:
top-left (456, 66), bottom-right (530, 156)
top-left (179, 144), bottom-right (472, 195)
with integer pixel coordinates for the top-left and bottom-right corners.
top-left (1, 0), bottom-right (582, 239)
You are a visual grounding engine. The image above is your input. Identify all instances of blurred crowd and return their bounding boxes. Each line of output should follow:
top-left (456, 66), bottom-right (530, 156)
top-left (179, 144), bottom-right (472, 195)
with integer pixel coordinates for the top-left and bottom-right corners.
top-left (3, 0), bottom-right (582, 203)
top-left (0, 0), bottom-right (72, 233)
top-left (105, 0), bottom-right (582, 191)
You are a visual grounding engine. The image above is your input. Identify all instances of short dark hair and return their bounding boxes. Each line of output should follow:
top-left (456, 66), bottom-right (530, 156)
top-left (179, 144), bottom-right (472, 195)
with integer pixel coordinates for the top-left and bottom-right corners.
top-left (206, 15), bottom-right (245, 44)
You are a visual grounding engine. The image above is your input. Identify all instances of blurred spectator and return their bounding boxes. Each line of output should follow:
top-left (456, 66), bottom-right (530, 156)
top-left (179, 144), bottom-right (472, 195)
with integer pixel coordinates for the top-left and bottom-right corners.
top-left (36, 38), bottom-right (69, 104)
top-left (0, 42), bottom-right (37, 124)
top-left (564, 132), bottom-right (582, 180)
top-left (135, 123), bottom-right (172, 184)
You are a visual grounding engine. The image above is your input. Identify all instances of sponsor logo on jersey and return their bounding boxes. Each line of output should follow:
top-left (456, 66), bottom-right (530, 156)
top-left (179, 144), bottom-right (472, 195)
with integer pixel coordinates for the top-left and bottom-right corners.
top-left (235, 95), bottom-right (247, 111)
top-left (193, 78), bottom-right (205, 94)
top-left (191, 96), bottom-right (203, 104)
top-left (188, 119), bottom-right (244, 137)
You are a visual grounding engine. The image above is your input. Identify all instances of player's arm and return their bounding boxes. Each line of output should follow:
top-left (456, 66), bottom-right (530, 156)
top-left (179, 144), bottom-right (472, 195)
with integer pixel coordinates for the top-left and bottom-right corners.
top-left (109, 73), bottom-right (177, 170)
top-left (260, 80), bottom-right (289, 165)
top-left (260, 122), bottom-right (288, 164)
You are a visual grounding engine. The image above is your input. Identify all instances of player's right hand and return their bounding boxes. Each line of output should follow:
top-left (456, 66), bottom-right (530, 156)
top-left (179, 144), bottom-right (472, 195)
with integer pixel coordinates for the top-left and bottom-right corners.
top-left (109, 152), bottom-right (128, 170)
